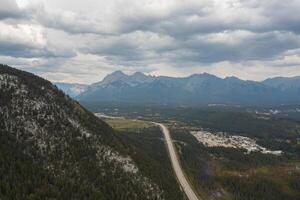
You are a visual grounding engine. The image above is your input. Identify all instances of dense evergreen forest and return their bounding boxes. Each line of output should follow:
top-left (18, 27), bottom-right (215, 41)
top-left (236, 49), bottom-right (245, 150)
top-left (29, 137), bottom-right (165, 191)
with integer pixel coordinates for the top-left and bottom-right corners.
top-left (0, 64), bottom-right (171, 200)
top-left (116, 126), bottom-right (186, 200)
top-left (172, 129), bottom-right (300, 200)
top-left (82, 103), bottom-right (300, 140)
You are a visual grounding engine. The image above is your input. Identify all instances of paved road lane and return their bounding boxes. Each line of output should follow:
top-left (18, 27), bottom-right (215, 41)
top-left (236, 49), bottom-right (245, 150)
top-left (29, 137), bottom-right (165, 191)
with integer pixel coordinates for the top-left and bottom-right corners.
top-left (155, 123), bottom-right (200, 200)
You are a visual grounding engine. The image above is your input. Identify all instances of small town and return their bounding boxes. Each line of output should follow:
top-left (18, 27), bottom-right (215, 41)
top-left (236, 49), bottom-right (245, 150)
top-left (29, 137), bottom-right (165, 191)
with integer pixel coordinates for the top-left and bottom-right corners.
top-left (191, 130), bottom-right (282, 155)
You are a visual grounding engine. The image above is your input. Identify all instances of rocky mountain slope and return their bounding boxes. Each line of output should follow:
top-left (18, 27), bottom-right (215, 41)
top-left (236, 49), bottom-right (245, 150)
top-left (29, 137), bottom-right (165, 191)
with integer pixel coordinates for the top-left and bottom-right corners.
top-left (77, 71), bottom-right (300, 106)
top-left (0, 64), bottom-right (164, 200)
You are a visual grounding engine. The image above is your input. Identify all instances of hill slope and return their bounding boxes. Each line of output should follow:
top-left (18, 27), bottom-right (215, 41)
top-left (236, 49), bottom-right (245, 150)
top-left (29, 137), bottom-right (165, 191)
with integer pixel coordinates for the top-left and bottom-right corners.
top-left (0, 64), bottom-right (164, 200)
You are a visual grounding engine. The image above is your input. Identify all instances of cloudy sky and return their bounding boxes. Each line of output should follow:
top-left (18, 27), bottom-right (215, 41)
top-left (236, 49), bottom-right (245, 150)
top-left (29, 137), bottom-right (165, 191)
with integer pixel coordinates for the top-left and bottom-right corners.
top-left (1, 0), bottom-right (300, 83)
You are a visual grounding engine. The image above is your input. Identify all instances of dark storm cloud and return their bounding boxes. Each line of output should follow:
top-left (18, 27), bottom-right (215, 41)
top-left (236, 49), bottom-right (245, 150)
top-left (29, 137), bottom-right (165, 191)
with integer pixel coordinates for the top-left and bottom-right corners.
top-left (0, 45), bottom-right (76, 58)
top-left (178, 31), bottom-right (300, 63)
top-left (72, 0), bottom-right (300, 65)
top-left (83, 30), bottom-right (300, 66)
top-left (239, 0), bottom-right (300, 34)
top-left (0, 0), bottom-right (24, 19)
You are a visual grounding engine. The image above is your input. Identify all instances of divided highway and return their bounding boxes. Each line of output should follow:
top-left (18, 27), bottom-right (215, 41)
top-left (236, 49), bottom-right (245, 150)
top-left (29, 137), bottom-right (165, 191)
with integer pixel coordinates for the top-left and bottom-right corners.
top-left (155, 123), bottom-right (200, 200)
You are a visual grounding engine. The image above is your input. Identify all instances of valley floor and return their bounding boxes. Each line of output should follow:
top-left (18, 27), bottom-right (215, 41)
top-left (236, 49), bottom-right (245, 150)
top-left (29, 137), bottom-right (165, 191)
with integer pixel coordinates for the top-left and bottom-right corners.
top-left (96, 107), bottom-right (300, 200)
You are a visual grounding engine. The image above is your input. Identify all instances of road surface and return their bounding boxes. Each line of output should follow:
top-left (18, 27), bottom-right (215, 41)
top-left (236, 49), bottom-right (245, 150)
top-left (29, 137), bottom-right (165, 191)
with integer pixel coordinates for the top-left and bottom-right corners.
top-left (155, 123), bottom-right (200, 200)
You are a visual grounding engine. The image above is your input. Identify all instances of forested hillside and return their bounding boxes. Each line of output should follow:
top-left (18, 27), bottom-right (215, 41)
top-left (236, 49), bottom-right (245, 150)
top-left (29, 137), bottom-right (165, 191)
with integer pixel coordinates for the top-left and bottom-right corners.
top-left (0, 64), bottom-right (166, 200)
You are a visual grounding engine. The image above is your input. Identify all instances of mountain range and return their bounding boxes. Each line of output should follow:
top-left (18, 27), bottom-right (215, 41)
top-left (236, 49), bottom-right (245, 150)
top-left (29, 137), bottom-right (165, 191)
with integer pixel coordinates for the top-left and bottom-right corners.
top-left (58, 71), bottom-right (300, 106)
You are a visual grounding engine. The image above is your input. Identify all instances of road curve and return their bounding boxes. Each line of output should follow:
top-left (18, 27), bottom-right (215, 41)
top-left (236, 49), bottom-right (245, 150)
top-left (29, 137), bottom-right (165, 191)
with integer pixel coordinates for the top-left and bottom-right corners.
top-left (154, 123), bottom-right (200, 200)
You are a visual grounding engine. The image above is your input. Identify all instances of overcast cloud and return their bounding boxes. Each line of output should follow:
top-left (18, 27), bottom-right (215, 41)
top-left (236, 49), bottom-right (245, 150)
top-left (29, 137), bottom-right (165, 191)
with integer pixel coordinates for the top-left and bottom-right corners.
top-left (0, 0), bottom-right (300, 83)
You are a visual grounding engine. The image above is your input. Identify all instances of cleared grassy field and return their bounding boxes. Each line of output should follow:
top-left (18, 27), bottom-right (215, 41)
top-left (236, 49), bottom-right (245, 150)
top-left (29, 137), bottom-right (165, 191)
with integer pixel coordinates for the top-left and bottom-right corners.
top-left (104, 118), bottom-right (153, 131)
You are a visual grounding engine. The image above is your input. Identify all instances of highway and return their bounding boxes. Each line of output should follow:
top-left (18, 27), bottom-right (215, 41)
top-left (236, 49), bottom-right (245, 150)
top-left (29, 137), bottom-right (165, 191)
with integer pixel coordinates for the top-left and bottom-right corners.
top-left (155, 123), bottom-right (200, 200)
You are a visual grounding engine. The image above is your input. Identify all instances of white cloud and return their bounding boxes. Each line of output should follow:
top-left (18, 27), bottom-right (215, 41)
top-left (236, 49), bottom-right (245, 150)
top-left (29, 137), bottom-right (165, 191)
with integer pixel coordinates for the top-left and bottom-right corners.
top-left (0, 22), bottom-right (46, 48)
top-left (16, 0), bottom-right (29, 8)
top-left (0, 0), bottom-right (300, 83)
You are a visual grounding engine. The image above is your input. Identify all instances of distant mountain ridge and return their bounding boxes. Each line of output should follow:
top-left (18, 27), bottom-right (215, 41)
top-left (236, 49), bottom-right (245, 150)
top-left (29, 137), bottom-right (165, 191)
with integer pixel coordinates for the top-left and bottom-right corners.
top-left (59, 71), bottom-right (300, 106)
top-left (55, 82), bottom-right (88, 97)
top-left (262, 76), bottom-right (300, 90)
top-left (94, 71), bottom-right (155, 87)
